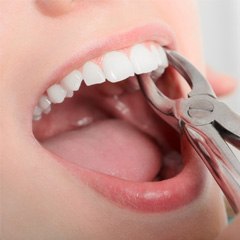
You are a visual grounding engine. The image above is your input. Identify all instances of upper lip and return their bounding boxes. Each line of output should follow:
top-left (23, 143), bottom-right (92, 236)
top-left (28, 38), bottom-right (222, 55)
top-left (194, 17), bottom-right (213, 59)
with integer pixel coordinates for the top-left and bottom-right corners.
top-left (33, 21), bottom-right (176, 110)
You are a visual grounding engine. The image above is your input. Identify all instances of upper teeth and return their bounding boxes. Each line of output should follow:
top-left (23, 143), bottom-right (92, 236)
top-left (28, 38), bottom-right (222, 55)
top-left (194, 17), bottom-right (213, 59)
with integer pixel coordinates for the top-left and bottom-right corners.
top-left (33, 42), bottom-right (168, 121)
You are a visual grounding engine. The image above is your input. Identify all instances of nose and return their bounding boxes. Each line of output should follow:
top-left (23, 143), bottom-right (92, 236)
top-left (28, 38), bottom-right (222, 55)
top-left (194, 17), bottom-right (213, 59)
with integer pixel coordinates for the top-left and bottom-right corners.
top-left (35, 0), bottom-right (78, 16)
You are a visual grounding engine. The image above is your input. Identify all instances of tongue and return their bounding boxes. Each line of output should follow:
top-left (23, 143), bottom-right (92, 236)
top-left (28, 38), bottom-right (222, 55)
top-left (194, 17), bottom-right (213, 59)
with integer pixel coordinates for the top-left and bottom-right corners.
top-left (42, 119), bottom-right (162, 182)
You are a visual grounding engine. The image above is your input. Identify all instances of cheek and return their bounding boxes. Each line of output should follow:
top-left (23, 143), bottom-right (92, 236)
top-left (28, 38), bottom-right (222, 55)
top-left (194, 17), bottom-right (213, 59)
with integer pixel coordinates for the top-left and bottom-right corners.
top-left (152, 0), bottom-right (205, 71)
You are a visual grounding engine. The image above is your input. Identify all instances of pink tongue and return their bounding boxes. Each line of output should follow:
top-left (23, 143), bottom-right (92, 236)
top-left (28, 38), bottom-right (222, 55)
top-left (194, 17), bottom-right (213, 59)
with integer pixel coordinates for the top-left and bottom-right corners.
top-left (43, 120), bottom-right (162, 181)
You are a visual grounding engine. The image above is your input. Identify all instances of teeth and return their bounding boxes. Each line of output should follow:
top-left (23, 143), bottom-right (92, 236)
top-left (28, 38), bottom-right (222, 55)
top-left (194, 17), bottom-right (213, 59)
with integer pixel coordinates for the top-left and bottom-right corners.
top-left (43, 106), bottom-right (51, 114)
top-left (151, 67), bottom-right (165, 82)
top-left (82, 61), bottom-right (105, 86)
top-left (60, 70), bottom-right (82, 97)
top-left (150, 45), bottom-right (164, 67)
top-left (129, 44), bottom-right (158, 74)
top-left (66, 91), bottom-right (74, 98)
top-left (102, 51), bottom-right (134, 83)
top-left (34, 42), bottom-right (169, 120)
top-left (33, 106), bottom-right (42, 121)
top-left (39, 95), bottom-right (51, 111)
top-left (158, 46), bottom-right (168, 68)
top-left (47, 84), bottom-right (67, 103)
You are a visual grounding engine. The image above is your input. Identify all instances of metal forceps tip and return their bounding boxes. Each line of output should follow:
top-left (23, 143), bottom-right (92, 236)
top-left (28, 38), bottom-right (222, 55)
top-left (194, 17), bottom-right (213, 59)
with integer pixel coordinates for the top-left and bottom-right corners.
top-left (137, 50), bottom-right (240, 213)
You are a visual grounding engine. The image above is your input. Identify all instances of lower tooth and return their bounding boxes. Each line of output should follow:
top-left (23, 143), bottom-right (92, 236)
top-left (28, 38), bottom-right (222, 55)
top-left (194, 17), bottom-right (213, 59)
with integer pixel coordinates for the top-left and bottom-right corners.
top-left (76, 117), bottom-right (93, 127)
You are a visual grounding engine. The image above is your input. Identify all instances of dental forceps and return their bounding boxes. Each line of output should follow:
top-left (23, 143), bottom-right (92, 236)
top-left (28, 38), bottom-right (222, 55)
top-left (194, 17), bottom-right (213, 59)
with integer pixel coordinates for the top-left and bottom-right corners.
top-left (137, 50), bottom-right (240, 213)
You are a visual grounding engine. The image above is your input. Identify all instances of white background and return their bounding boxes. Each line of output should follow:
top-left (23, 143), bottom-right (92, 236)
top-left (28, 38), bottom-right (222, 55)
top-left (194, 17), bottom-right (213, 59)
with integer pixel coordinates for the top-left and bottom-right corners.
top-left (197, 0), bottom-right (240, 112)
top-left (197, 0), bottom-right (240, 157)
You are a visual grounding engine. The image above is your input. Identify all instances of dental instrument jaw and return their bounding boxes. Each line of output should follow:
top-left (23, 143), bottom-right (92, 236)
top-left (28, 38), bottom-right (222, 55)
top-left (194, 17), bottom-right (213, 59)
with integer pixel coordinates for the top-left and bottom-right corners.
top-left (137, 50), bottom-right (240, 213)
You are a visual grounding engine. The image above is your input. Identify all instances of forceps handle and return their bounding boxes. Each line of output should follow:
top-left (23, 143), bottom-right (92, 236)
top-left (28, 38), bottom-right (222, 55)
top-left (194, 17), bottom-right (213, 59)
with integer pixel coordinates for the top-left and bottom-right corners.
top-left (214, 101), bottom-right (240, 149)
top-left (184, 124), bottom-right (240, 213)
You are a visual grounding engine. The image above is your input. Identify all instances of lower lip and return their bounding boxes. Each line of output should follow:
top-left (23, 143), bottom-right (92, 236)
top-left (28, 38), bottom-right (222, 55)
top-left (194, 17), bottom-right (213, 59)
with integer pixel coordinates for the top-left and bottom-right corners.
top-left (53, 143), bottom-right (207, 212)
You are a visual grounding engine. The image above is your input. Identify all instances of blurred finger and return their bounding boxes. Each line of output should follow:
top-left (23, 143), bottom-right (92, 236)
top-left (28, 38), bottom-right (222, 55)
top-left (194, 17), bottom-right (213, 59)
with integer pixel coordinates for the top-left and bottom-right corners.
top-left (207, 66), bottom-right (237, 96)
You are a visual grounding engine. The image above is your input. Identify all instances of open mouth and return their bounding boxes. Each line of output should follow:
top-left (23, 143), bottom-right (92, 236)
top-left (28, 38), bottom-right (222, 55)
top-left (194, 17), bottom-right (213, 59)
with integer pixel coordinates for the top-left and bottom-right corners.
top-left (32, 28), bottom-right (206, 212)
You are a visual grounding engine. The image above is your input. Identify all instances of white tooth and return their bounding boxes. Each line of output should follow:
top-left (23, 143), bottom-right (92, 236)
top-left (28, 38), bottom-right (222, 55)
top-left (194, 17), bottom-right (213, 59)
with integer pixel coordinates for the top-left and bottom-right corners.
top-left (150, 45), bottom-right (164, 67)
top-left (158, 46), bottom-right (168, 68)
top-left (151, 67), bottom-right (165, 81)
top-left (33, 115), bottom-right (42, 121)
top-left (33, 106), bottom-right (42, 115)
top-left (39, 95), bottom-right (51, 111)
top-left (76, 117), bottom-right (93, 127)
top-left (43, 106), bottom-right (51, 114)
top-left (60, 70), bottom-right (82, 92)
top-left (130, 44), bottom-right (158, 74)
top-left (33, 106), bottom-right (42, 120)
top-left (82, 61), bottom-right (105, 86)
top-left (47, 84), bottom-right (67, 104)
top-left (102, 51), bottom-right (134, 83)
top-left (66, 90), bottom-right (74, 98)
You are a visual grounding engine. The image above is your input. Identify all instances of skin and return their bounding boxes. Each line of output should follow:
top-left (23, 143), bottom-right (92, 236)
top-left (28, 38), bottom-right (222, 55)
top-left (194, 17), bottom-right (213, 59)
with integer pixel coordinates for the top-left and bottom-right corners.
top-left (0, 0), bottom-right (238, 239)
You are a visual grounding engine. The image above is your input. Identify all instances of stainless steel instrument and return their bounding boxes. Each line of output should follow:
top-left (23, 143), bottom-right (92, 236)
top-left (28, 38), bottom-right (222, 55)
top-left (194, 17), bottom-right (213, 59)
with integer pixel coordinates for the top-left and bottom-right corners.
top-left (137, 50), bottom-right (240, 213)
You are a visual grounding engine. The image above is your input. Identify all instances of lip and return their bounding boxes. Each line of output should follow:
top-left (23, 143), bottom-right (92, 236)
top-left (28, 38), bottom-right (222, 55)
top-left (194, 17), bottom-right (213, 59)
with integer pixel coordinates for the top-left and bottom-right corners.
top-left (35, 22), bottom-right (207, 212)
top-left (49, 138), bottom-right (207, 212)
top-left (33, 21), bottom-right (176, 108)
